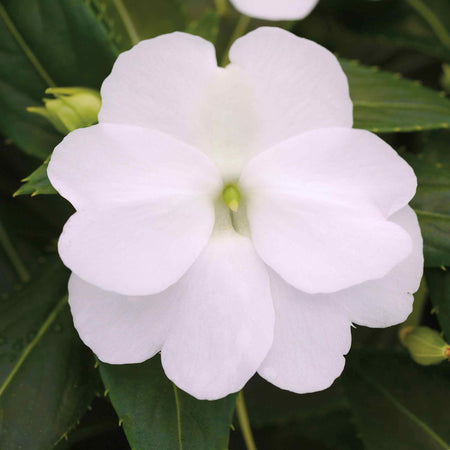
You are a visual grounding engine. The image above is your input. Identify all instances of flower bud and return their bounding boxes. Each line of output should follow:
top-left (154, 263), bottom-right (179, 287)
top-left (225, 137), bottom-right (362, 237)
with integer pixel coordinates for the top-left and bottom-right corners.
top-left (401, 326), bottom-right (450, 366)
top-left (27, 87), bottom-right (101, 135)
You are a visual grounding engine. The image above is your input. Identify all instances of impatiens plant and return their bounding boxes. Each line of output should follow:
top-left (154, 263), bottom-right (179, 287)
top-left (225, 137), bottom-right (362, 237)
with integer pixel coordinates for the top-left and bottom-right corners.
top-left (1, 0), bottom-right (450, 449)
top-left (47, 26), bottom-right (423, 400)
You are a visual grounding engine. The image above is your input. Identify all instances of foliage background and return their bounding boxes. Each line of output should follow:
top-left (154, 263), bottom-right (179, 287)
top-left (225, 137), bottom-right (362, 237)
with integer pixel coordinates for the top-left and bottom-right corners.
top-left (0, 0), bottom-right (449, 448)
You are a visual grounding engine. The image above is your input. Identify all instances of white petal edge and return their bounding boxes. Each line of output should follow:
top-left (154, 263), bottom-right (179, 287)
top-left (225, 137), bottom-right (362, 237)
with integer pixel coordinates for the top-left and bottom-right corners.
top-left (68, 274), bottom-right (175, 364)
top-left (59, 196), bottom-right (215, 296)
top-left (229, 0), bottom-right (319, 20)
top-left (241, 127), bottom-right (416, 293)
top-left (99, 32), bottom-right (220, 151)
top-left (337, 206), bottom-right (424, 327)
top-left (258, 270), bottom-right (352, 393)
top-left (161, 231), bottom-right (274, 400)
top-left (229, 27), bottom-right (353, 153)
top-left (258, 207), bottom-right (422, 393)
top-left (48, 124), bottom-right (221, 211)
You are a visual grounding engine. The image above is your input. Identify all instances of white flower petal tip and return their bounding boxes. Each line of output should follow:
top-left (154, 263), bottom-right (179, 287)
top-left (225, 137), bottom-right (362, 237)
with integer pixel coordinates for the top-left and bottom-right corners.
top-left (241, 127), bottom-right (417, 294)
top-left (68, 274), bottom-right (174, 364)
top-left (258, 207), bottom-right (422, 394)
top-left (229, 0), bottom-right (320, 20)
top-left (258, 271), bottom-right (352, 394)
top-left (229, 27), bottom-right (353, 151)
top-left (161, 231), bottom-right (274, 401)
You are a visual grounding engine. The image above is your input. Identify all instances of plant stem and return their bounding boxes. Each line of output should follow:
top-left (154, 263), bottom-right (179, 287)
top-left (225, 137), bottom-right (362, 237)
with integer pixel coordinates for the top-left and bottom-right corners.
top-left (406, 0), bottom-right (450, 48)
top-left (0, 220), bottom-right (30, 283)
top-left (236, 391), bottom-right (257, 450)
top-left (220, 14), bottom-right (251, 66)
top-left (112, 0), bottom-right (140, 46)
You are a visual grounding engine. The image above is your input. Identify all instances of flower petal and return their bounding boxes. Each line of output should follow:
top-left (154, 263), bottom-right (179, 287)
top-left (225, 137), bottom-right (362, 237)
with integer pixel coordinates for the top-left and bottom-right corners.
top-left (258, 207), bottom-right (422, 393)
top-left (241, 127), bottom-right (416, 293)
top-left (59, 196), bottom-right (215, 296)
top-left (68, 275), bottom-right (174, 364)
top-left (229, 0), bottom-right (319, 20)
top-left (228, 27), bottom-right (352, 152)
top-left (161, 231), bottom-right (274, 400)
top-left (337, 206), bottom-right (423, 327)
top-left (98, 32), bottom-right (220, 150)
top-left (258, 271), bottom-right (352, 393)
top-left (48, 124), bottom-right (221, 210)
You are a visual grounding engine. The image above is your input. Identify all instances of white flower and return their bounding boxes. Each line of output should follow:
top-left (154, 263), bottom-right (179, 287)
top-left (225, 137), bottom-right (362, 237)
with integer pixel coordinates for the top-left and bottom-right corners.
top-left (229, 0), bottom-right (319, 20)
top-left (48, 27), bottom-right (423, 400)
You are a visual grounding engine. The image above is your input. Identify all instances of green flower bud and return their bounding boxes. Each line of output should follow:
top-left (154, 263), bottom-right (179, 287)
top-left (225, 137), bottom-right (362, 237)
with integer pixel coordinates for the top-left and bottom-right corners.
top-left (27, 87), bottom-right (101, 135)
top-left (402, 326), bottom-right (450, 366)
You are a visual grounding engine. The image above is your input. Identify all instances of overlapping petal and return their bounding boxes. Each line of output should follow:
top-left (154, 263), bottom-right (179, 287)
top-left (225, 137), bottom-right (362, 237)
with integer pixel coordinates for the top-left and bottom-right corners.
top-left (258, 270), bottom-right (352, 393)
top-left (258, 207), bottom-right (422, 394)
top-left (68, 275), bottom-right (175, 364)
top-left (99, 33), bottom-right (219, 150)
top-left (240, 127), bottom-right (416, 293)
top-left (48, 124), bottom-right (221, 210)
top-left (337, 206), bottom-right (423, 327)
top-left (229, 27), bottom-right (353, 153)
top-left (48, 124), bottom-right (221, 296)
top-left (229, 0), bottom-right (319, 20)
top-left (161, 231), bottom-right (274, 400)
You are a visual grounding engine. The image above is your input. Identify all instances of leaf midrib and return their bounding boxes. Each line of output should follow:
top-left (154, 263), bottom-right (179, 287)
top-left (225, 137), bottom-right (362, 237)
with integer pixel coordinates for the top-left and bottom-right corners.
top-left (0, 295), bottom-right (68, 397)
top-left (354, 367), bottom-right (450, 449)
top-left (0, 1), bottom-right (55, 87)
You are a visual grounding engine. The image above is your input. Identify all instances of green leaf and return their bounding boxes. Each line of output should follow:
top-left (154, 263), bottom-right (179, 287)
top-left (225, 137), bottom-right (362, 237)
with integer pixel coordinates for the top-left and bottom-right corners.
top-left (100, 356), bottom-right (237, 450)
top-left (403, 131), bottom-right (450, 266)
top-left (13, 158), bottom-right (56, 197)
top-left (0, 257), bottom-right (99, 449)
top-left (425, 267), bottom-right (450, 340)
top-left (186, 9), bottom-right (220, 44)
top-left (94, 0), bottom-right (186, 51)
top-left (327, 0), bottom-right (450, 62)
top-left (343, 351), bottom-right (450, 450)
top-left (341, 59), bottom-right (450, 132)
top-left (0, 0), bottom-right (117, 159)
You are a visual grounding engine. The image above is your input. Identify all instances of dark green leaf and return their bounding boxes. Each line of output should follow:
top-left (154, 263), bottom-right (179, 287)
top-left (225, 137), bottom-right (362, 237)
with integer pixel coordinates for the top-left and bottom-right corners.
top-left (243, 375), bottom-right (347, 428)
top-left (341, 59), bottom-right (450, 132)
top-left (343, 351), bottom-right (450, 450)
top-left (327, 0), bottom-right (450, 62)
top-left (230, 410), bottom-right (363, 450)
top-left (100, 355), bottom-right (236, 450)
top-left (403, 131), bottom-right (450, 266)
top-left (0, 0), bottom-right (117, 159)
top-left (0, 257), bottom-right (98, 449)
top-left (425, 267), bottom-right (450, 340)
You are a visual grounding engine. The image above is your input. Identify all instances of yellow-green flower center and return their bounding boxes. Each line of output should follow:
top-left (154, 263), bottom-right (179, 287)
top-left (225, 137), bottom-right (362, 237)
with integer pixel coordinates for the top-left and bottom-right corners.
top-left (222, 184), bottom-right (240, 212)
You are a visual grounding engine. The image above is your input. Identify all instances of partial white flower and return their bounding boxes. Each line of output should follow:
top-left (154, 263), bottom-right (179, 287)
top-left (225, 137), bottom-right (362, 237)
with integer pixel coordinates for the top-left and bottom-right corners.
top-left (48, 27), bottom-right (423, 400)
top-left (229, 0), bottom-right (319, 20)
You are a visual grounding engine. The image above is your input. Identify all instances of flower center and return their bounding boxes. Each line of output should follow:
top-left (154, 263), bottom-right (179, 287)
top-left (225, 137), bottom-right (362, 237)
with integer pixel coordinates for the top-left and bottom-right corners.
top-left (222, 184), bottom-right (241, 212)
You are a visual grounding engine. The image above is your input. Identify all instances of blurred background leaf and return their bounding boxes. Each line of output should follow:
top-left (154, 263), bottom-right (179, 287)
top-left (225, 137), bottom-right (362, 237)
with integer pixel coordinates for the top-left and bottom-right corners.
top-left (343, 351), bottom-right (450, 450)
